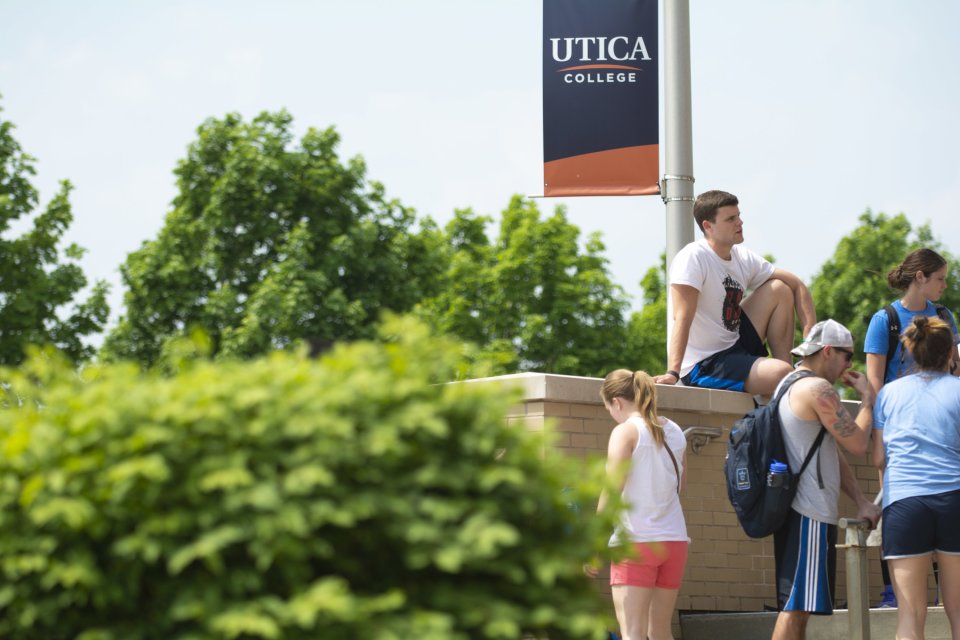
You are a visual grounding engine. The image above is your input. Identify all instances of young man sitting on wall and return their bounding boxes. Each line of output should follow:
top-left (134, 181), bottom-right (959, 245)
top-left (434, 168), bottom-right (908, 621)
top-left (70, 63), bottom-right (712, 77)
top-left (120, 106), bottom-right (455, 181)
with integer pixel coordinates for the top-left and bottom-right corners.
top-left (653, 190), bottom-right (816, 395)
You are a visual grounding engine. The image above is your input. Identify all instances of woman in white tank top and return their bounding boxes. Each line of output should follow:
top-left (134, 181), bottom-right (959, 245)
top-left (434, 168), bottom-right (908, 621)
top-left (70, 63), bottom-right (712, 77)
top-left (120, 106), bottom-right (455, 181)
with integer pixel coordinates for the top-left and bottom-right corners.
top-left (586, 369), bottom-right (689, 640)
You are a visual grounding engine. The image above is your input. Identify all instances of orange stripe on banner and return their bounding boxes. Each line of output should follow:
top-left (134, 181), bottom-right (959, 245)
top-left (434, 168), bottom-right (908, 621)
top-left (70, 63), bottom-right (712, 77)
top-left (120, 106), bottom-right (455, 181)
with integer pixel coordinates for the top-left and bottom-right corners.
top-left (556, 64), bottom-right (643, 72)
top-left (544, 145), bottom-right (659, 197)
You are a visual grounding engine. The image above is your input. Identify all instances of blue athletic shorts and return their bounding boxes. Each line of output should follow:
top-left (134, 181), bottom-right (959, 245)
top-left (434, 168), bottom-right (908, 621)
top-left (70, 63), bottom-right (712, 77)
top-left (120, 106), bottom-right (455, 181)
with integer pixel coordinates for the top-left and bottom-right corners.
top-left (883, 488), bottom-right (960, 559)
top-left (774, 509), bottom-right (837, 614)
top-left (682, 313), bottom-right (768, 392)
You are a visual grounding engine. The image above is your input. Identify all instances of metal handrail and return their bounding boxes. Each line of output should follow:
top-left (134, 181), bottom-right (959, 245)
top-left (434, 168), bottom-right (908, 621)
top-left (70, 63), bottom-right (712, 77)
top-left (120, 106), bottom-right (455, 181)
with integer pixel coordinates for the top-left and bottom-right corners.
top-left (838, 517), bottom-right (872, 640)
top-left (837, 491), bottom-right (882, 640)
top-left (682, 426), bottom-right (722, 454)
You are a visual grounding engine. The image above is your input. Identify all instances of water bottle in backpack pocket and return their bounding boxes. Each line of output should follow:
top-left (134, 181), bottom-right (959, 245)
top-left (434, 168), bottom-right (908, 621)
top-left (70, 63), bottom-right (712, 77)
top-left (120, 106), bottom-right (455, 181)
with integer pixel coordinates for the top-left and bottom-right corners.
top-left (766, 460), bottom-right (789, 487)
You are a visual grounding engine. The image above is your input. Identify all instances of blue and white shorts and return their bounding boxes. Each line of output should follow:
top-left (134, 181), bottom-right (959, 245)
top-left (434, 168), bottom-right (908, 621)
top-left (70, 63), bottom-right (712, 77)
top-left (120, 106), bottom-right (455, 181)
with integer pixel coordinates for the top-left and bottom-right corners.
top-left (773, 509), bottom-right (837, 614)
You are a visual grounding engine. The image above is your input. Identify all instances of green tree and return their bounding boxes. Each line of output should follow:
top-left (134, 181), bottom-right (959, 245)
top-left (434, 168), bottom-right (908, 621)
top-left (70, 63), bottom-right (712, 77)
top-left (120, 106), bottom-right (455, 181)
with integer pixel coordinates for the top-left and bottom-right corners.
top-left (0, 317), bottom-right (620, 639)
top-left (810, 210), bottom-right (960, 358)
top-left (102, 111), bottom-right (445, 367)
top-left (0, 101), bottom-right (109, 365)
top-left (419, 197), bottom-right (631, 376)
top-left (625, 254), bottom-right (668, 374)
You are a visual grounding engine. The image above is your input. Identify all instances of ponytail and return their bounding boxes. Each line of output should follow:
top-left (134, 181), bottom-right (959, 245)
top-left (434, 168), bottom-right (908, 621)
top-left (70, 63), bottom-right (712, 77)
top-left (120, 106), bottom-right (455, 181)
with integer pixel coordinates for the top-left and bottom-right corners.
top-left (631, 370), bottom-right (665, 447)
top-left (600, 368), bottom-right (665, 447)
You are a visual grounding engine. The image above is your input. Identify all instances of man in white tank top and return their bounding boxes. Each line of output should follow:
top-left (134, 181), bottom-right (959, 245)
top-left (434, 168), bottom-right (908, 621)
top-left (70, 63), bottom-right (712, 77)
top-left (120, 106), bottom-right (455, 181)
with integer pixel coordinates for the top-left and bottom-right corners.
top-left (771, 319), bottom-right (882, 640)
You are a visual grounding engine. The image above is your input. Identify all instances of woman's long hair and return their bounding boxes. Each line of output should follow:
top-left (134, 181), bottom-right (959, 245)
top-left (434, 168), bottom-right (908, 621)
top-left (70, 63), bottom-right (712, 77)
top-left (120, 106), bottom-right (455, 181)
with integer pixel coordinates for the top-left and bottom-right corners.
top-left (600, 369), bottom-right (665, 447)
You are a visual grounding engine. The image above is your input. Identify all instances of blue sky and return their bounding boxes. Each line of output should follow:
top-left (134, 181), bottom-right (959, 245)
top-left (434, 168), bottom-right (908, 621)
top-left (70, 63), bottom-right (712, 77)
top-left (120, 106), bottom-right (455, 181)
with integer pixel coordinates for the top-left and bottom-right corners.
top-left (2, 1), bottom-right (959, 326)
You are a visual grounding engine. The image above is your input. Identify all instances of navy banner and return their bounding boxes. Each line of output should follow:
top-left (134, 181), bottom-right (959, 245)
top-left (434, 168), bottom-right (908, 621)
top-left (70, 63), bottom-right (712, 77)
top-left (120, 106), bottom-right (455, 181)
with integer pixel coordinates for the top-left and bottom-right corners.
top-left (543, 0), bottom-right (659, 196)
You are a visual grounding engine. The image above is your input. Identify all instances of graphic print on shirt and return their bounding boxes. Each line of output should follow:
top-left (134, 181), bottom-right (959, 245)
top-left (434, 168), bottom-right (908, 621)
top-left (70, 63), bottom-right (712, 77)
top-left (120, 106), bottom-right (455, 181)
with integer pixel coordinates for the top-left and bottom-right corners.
top-left (722, 275), bottom-right (744, 332)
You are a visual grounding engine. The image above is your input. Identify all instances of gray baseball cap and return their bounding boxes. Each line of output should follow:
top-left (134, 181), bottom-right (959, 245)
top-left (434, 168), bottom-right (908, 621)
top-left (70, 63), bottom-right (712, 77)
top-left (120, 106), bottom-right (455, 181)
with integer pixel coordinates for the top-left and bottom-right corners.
top-left (791, 319), bottom-right (854, 357)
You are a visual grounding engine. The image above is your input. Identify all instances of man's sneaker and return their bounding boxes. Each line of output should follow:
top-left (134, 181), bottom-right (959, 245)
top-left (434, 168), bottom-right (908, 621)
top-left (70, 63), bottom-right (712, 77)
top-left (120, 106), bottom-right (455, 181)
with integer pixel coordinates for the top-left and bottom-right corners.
top-left (879, 585), bottom-right (897, 608)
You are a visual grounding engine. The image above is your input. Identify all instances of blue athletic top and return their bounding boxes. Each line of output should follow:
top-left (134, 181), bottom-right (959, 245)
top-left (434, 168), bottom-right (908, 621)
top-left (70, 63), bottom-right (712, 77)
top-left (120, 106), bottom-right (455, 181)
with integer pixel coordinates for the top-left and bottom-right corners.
top-left (874, 372), bottom-right (960, 509)
top-left (863, 300), bottom-right (960, 384)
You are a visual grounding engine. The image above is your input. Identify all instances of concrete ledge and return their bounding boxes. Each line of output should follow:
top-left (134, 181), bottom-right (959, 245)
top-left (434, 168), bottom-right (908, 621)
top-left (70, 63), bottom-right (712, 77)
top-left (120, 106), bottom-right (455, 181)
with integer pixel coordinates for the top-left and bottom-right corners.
top-left (463, 372), bottom-right (760, 418)
top-left (461, 372), bottom-right (603, 405)
top-left (655, 383), bottom-right (754, 416)
top-left (681, 607), bottom-right (952, 640)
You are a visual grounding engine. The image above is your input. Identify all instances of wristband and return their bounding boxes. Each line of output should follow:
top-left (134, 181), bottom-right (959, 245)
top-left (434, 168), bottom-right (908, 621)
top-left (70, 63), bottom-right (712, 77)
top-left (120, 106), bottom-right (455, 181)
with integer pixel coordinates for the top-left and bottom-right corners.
top-left (666, 370), bottom-right (680, 380)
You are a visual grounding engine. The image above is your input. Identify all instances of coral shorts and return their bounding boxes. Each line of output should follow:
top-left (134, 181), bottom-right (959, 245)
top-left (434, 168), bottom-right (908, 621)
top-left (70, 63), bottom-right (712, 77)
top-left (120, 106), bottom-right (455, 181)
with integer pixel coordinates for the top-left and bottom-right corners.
top-left (610, 541), bottom-right (689, 589)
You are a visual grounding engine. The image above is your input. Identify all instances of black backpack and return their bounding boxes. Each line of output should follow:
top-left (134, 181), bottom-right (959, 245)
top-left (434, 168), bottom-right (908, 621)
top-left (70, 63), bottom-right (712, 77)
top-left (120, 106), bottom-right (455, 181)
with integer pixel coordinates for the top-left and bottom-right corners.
top-left (724, 370), bottom-right (826, 538)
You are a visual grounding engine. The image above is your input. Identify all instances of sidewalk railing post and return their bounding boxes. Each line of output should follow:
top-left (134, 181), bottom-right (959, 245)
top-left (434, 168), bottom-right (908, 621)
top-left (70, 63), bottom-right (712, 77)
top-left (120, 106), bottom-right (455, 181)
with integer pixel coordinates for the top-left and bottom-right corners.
top-left (838, 517), bottom-right (871, 640)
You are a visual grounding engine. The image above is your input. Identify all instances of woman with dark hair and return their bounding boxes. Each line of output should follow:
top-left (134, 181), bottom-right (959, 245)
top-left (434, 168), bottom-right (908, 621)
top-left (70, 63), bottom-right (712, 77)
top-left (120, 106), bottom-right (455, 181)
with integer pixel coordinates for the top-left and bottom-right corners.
top-left (863, 248), bottom-right (960, 606)
top-left (873, 316), bottom-right (960, 640)
top-left (586, 369), bottom-right (688, 640)
top-left (865, 248), bottom-right (959, 385)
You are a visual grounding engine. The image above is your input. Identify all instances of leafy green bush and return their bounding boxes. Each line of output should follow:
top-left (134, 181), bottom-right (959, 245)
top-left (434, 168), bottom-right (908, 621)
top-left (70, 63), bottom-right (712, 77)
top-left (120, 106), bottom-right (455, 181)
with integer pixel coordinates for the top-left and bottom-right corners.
top-left (0, 319), bottom-right (617, 639)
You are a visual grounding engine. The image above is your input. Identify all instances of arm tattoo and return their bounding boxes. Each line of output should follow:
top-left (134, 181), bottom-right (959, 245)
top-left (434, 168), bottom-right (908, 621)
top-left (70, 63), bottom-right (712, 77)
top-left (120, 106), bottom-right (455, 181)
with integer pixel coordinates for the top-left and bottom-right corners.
top-left (812, 379), bottom-right (858, 438)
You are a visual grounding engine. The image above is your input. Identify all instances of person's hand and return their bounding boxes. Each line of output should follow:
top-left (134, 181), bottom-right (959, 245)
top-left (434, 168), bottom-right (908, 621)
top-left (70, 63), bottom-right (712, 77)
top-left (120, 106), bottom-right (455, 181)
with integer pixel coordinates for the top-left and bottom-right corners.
top-left (842, 369), bottom-right (873, 402)
top-left (653, 372), bottom-right (679, 385)
top-left (857, 500), bottom-right (882, 530)
top-left (583, 558), bottom-right (601, 578)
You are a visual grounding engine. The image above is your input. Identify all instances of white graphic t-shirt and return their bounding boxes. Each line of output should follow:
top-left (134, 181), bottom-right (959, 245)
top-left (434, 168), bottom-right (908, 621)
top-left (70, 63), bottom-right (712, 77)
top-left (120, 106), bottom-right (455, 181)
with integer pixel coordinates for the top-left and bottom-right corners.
top-left (668, 239), bottom-right (775, 376)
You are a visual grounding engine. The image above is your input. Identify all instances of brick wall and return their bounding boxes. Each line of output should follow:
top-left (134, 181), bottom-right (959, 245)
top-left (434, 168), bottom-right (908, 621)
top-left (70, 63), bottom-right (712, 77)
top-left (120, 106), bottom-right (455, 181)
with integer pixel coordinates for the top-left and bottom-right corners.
top-left (469, 373), bottom-right (905, 638)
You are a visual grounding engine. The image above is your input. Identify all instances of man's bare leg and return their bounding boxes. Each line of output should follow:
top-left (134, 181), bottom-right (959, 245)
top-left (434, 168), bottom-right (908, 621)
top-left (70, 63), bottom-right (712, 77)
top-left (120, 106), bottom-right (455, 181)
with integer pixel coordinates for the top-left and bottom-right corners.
top-left (742, 279), bottom-right (797, 362)
top-left (744, 356), bottom-right (794, 396)
top-left (771, 610), bottom-right (810, 640)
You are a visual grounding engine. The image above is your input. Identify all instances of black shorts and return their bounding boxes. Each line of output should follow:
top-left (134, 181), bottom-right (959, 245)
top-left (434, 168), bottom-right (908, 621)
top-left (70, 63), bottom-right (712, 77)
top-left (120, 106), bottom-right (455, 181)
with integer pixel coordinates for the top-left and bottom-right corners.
top-left (883, 489), bottom-right (960, 559)
top-left (682, 313), bottom-right (769, 392)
